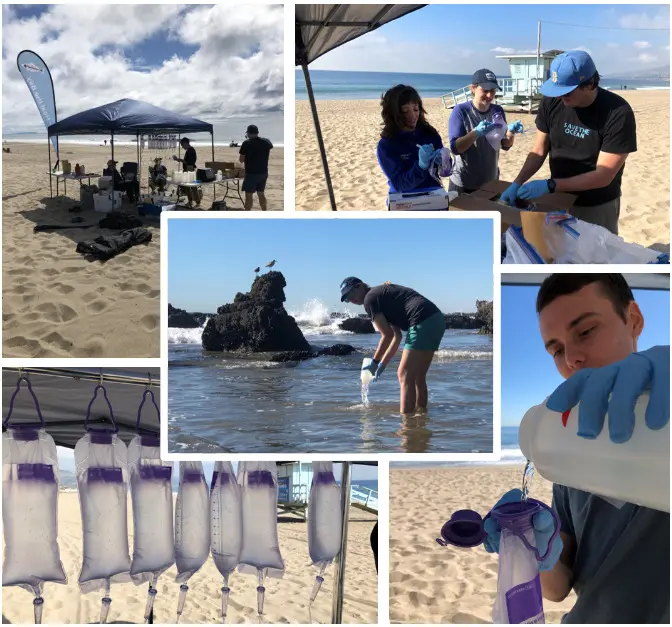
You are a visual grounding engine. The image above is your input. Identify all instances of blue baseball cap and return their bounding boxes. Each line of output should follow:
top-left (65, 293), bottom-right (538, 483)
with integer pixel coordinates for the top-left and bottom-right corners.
top-left (340, 276), bottom-right (363, 302)
top-left (541, 51), bottom-right (597, 97)
top-left (472, 68), bottom-right (500, 91)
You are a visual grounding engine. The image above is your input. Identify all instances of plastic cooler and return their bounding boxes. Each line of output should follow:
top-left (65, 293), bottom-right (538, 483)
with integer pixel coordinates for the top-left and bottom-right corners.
top-left (93, 191), bottom-right (124, 213)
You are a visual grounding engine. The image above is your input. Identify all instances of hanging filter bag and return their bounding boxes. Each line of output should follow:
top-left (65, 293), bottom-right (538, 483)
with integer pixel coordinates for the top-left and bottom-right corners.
top-left (128, 387), bottom-right (175, 623)
top-left (485, 109), bottom-right (509, 151)
top-left (428, 147), bottom-right (456, 187)
top-left (75, 382), bottom-right (131, 624)
top-left (2, 375), bottom-right (67, 624)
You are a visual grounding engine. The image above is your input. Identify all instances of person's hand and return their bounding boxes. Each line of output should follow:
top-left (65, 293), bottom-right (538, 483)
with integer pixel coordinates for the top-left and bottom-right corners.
top-left (373, 363), bottom-right (386, 383)
top-left (362, 359), bottom-right (379, 377)
top-left (508, 120), bottom-right (524, 134)
top-left (518, 179), bottom-right (551, 201)
top-left (483, 489), bottom-right (563, 572)
top-left (546, 345), bottom-right (670, 443)
top-left (474, 120), bottom-right (496, 137)
top-left (500, 182), bottom-right (521, 206)
top-left (418, 144), bottom-right (437, 170)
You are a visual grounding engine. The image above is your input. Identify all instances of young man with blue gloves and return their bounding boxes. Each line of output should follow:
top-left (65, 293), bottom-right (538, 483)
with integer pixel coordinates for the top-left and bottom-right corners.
top-left (485, 274), bottom-right (669, 623)
top-left (448, 69), bottom-right (524, 195)
top-left (500, 51), bottom-right (637, 235)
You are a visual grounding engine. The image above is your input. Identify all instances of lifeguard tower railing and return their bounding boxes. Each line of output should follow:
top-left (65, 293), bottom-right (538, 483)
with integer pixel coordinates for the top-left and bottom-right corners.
top-left (351, 484), bottom-right (379, 513)
top-left (441, 77), bottom-right (544, 109)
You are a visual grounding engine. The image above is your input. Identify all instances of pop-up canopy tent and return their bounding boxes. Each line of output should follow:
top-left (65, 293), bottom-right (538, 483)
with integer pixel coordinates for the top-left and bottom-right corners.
top-left (2, 367), bottom-right (160, 448)
top-left (296, 4), bottom-right (427, 210)
top-left (46, 98), bottom-right (214, 199)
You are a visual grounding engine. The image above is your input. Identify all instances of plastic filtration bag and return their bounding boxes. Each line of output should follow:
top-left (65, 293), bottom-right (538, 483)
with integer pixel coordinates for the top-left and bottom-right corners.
top-left (308, 461), bottom-right (343, 568)
top-left (502, 226), bottom-right (546, 264)
top-left (428, 147), bottom-right (455, 187)
top-left (485, 110), bottom-right (509, 151)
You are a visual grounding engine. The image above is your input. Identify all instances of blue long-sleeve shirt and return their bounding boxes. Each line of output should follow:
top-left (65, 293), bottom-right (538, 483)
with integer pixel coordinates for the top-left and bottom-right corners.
top-left (377, 127), bottom-right (443, 193)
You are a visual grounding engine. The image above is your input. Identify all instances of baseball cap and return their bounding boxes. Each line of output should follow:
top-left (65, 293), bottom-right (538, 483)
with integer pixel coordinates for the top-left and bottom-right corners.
top-left (472, 69), bottom-right (500, 91)
top-left (340, 276), bottom-right (363, 302)
top-left (246, 124), bottom-right (259, 135)
top-left (107, 159), bottom-right (117, 166)
top-left (541, 51), bottom-right (597, 97)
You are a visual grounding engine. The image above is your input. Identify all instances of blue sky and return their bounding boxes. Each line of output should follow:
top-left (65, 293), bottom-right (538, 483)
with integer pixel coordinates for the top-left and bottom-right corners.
top-left (502, 284), bottom-right (670, 427)
top-left (2, 4), bottom-right (284, 142)
top-left (168, 218), bottom-right (494, 314)
top-left (311, 5), bottom-right (670, 76)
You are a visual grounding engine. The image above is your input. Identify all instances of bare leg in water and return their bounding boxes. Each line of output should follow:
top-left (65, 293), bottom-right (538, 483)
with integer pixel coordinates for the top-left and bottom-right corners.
top-left (398, 349), bottom-right (435, 415)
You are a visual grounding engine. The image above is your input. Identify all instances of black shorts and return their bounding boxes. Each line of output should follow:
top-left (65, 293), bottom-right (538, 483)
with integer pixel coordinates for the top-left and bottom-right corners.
top-left (242, 173), bottom-right (268, 193)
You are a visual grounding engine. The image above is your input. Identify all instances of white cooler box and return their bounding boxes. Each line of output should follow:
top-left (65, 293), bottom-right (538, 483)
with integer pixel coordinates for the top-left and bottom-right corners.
top-left (388, 188), bottom-right (454, 211)
top-left (93, 191), bottom-right (124, 213)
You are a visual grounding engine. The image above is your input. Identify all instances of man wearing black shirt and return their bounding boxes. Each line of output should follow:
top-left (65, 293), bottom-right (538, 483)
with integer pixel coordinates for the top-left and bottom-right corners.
top-left (239, 124), bottom-right (273, 211)
top-left (104, 159), bottom-right (139, 202)
top-left (173, 137), bottom-right (202, 207)
top-left (501, 51), bottom-right (637, 234)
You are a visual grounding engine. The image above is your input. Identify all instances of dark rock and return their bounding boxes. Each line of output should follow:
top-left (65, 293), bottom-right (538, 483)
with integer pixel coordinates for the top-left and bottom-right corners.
top-left (444, 313), bottom-right (480, 330)
top-left (318, 344), bottom-right (356, 356)
top-left (339, 318), bottom-right (375, 333)
top-left (202, 271), bottom-right (311, 353)
top-left (476, 300), bottom-right (493, 335)
top-left (168, 303), bottom-right (199, 328)
top-left (190, 312), bottom-right (214, 326)
top-left (269, 343), bottom-right (356, 362)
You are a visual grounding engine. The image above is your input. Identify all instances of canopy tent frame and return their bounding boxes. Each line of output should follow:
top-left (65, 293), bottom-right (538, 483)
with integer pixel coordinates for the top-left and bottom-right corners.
top-left (296, 4), bottom-right (427, 211)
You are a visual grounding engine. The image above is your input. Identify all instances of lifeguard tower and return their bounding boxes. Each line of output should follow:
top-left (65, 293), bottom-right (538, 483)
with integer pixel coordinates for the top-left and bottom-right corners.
top-left (441, 49), bottom-right (564, 112)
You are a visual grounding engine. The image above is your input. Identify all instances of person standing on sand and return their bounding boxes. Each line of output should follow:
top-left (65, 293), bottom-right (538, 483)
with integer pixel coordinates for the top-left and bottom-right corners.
top-left (448, 69), bottom-right (524, 195)
top-left (500, 51), bottom-right (637, 235)
top-left (485, 273), bottom-right (669, 623)
top-left (376, 84), bottom-right (444, 194)
top-left (173, 137), bottom-right (202, 207)
top-left (339, 277), bottom-right (445, 416)
top-left (239, 124), bottom-right (273, 211)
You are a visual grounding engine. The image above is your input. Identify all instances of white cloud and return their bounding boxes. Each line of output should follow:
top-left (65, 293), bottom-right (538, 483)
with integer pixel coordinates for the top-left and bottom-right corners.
top-left (634, 41), bottom-right (652, 49)
top-left (636, 53), bottom-right (657, 63)
top-left (664, 45), bottom-right (671, 51)
top-left (491, 47), bottom-right (516, 55)
top-left (2, 4), bottom-right (284, 137)
top-left (618, 8), bottom-right (670, 30)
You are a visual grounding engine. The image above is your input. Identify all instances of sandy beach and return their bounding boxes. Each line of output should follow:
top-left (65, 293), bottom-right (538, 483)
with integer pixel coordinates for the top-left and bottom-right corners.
top-left (389, 465), bottom-right (577, 624)
top-left (295, 90), bottom-right (670, 250)
top-left (2, 142), bottom-right (284, 358)
top-left (1, 493), bottom-right (376, 625)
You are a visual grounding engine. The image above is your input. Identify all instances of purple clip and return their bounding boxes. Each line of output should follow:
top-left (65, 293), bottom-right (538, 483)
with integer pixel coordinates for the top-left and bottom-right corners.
top-left (84, 385), bottom-right (118, 434)
top-left (87, 466), bottom-right (123, 483)
top-left (139, 465), bottom-right (172, 481)
top-left (90, 432), bottom-right (113, 445)
top-left (3, 376), bottom-right (45, 429)
top-left (17, 463), bottom-right (56, 483)
top-left (11, 426), bottom-right (40, 441)
top-left (313, 471), bottom-right (336, 485)
top-left (140, 435), bottom-right (160, 448)
top-left (183, 469), bottom-right (204, 483)
top-left (248, 470), bottom-right (275, 487)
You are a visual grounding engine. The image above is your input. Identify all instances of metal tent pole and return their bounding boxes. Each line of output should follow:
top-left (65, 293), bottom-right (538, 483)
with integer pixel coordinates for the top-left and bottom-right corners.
top-left (48, 137), bottom-right (53, 197)
top-left (111, 132), bottom-right (117, 211)
top-left (211, 131), bottom-right (215, 162)
top-left (301, 63), bottom-right (337, 211)
top-left (331, 462), bottom-right (351, 624)
top-left (533, 21), bottom-right (541, 114)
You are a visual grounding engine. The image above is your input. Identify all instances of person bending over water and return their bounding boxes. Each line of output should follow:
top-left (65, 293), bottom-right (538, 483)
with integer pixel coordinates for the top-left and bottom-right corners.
top-left (339, 277), bottom-right (445, 415)
top-left (377, 85), bottom-right (443, 194)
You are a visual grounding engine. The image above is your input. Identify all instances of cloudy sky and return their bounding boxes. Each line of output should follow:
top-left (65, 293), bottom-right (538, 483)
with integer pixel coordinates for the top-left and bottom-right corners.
top-left (310, 4), bottom-right (670, 77)
top-left (2, 4), bottom-right (284, 142)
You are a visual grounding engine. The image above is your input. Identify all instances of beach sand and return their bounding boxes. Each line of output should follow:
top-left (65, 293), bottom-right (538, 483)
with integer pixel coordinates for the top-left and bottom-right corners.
top-left (389, 465), bottom-right (576, 624)
top-left (1, 494), bottom-right (376, 625)
top-left (2, 143), bottom-right (284, 358)
top-left (295, 91), bottom-right (670, 250)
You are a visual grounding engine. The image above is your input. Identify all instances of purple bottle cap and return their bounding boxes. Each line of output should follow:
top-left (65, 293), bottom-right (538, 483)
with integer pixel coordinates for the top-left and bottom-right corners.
top-left (436, 509), bottom-right (487, 548)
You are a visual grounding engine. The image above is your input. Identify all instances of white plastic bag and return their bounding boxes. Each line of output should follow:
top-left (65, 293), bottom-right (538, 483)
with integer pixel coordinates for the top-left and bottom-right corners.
top-left (308, 461), bottom-right (343, 568)
top-left (502, 226), bottom-right (546, 264)
top-left (486, 110), bottom-right (508, 151)
top-left (428, 147), bottom-right (455, 186)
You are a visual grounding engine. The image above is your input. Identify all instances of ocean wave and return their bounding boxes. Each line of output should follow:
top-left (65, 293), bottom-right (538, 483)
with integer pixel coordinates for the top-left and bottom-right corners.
top-left (290, 298), bottom-right (357, 335)
top-left (168, 326), bottom-right (204, 344)
top-left (435, 349), bottom-right (493, 361)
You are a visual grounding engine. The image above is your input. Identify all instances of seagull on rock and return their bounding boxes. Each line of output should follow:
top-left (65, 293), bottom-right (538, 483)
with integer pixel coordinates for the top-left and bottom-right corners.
top-left (254, 267), bottom-right (260, 274)
top-left (265, 260), bottom-right (277, 270)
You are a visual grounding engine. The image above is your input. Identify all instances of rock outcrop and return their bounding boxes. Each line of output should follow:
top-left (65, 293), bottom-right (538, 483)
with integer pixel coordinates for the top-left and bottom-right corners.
top-left (269, 344), bottom-right (356, 363)
top-left (476, 300), bottom-right (493, 335)
top-left (168, 304), bottom-right (200, 328)
top-left (202, 271), bottom-right (311, 352)
top-left (339, 317), bottom-right (375, 334)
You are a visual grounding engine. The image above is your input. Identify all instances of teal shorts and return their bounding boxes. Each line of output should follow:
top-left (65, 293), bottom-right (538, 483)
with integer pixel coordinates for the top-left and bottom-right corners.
top-left (404, 311), bottom-right (445, 351)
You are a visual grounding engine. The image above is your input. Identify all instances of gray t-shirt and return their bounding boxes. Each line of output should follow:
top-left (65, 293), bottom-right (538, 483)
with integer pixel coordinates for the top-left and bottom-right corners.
top-left (552, 484), bottom-right (670, 623)
top-left (448, 101), bottom-right (510, 191)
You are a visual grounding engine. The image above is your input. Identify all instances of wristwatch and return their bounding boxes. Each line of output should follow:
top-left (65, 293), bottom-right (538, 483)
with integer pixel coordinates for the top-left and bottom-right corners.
top-left (547, 179), bottom-right (557, 193)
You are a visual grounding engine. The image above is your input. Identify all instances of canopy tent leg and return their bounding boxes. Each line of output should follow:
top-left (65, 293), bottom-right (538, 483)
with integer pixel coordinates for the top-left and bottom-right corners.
top-left (301, 63), bottom-right (337, 211)
top-left (111, 132), bottom-right (116, 212)
top-left (331, 462), bottom-right (351, 624)
top-left (211, 132), bottom-right (215, 163)
top-left (48, 136), bottom-right (53, 198)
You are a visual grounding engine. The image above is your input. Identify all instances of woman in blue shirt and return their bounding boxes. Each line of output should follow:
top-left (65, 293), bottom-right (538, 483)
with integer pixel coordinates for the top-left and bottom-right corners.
top-left (377, 85), bottom-right (443, 193)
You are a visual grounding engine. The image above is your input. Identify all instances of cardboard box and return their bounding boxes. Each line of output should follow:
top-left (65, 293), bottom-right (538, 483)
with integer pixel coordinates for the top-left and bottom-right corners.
top-left (62, 160), bottom-right (71, 175)
top-left (450, 179), bottom-right (577, 234)
top-left (388, 188), bottom-right (450, 211)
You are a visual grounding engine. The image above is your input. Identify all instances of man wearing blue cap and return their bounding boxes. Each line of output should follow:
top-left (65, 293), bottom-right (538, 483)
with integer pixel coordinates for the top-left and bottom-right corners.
top-left (501, 51), bottom-right (637, 234)
top-left (339, 277), bottom-right (445, 416)
top-left (448, 69), bottom-right (524, 194)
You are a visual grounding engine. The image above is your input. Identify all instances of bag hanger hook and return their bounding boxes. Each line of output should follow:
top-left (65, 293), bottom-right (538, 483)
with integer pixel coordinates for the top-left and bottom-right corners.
top-left (146, 371), bottom-right (152, 391)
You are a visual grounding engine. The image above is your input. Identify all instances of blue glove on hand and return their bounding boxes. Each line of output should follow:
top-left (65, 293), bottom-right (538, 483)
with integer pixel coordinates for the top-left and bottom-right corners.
top-left (500, 183), bottom-right (521, 206)
top-left (373, 362), bottom-right (386, 383)
top-left (362, 359), bottom-right (379, 377)
top-left (474, 120), bottom-right (496, 138)
top-left (518, 179), bottom-right (551, 201)
top-left (483, 489), bottom-right (563, 572)
top-left (508, 120), bottom-right (524, 134)
top-left (418, 144), bottom-right (437, 170)
top-left (546, 345), bottom-right (670, 443)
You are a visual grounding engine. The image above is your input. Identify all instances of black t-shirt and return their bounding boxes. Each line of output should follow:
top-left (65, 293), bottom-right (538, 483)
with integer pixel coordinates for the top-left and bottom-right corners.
top-left (183, 146), bottom-right (197, 168)
top-left (363, 284), bottom-right (440, 331)
top-left (536, 88), bottom-right (637, 206)
top-left (240, 137), bottom-right (273, 175)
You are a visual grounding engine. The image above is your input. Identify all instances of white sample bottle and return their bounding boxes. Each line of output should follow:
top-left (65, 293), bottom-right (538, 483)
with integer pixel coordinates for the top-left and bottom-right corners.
top-left (217, 170), bottom-right (223, 181)
top-left (361, 358), bottom-right (374, 385)
top-left (518, 392), bottom-right (670, 512)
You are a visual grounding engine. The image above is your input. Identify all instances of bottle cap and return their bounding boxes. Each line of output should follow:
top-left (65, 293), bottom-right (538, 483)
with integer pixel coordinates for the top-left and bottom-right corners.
top-left (436, 509), bottom-right (487, 548)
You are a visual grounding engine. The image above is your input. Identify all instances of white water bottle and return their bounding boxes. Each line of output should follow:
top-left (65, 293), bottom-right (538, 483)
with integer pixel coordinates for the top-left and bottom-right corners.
top-left (518, 392), bottom-right (670, 512)
top-left (361, 358), bottom-right (374, 385)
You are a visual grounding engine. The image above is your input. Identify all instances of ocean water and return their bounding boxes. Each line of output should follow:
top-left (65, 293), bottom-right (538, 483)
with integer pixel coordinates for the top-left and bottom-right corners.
top-left (167, 300), bottom-right (493, 454)
top-left (296, 69), bottom-right (670, 101)
top-left (2, 134), bottom-right (284, 148)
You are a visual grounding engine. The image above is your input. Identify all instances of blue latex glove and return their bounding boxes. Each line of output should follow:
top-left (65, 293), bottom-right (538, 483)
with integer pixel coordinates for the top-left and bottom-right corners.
top-left (372, 362), bottom-right (386, 383)
top-left (518, 179), bottom-right (551, 201)
top-left (418, 144), bottom-right (437, 170)
top-left (362, 359), bottom-right (379, 377)
top-left (483, 489), bottom-right (563, 572)
top-left (508, 120), bottom-right (524, 134)
top-left (474, 120), bottom-right (496, 137)
top-left (500, 182), bottom-right (521, 206)
top-left (546, 346), bottom-right (670, 443)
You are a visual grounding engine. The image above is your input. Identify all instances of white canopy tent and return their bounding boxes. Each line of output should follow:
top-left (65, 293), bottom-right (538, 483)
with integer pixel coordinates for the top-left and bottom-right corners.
top-left (296, 4), bottom-right (427, 210)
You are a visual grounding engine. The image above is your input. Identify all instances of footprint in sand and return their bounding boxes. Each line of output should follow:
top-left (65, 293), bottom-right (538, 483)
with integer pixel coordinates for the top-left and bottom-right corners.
top-left (140, 314), bottom-right (159, 331)
top-left (52, 282), bottom-right (75, 295)
top-left (4, 335), bottom-right (42, 354)
top-left (74, 336), bottom-right (106, 358)
top-left (42, 268), bottom-right (59, 277)
top-left (36, 302), bottom-right (78, 324)
top-left (118, 281), bottom-right (152, 295)
top-left (62, 266), bottom-right (82, 274)
top-left (43, 333), bottom-right (73, 352)
top-left (87, 300), bottom-right (109, 314)
top-left (147, 289), bottom-right (160, 299)
top-left (7, 268), bottom-right (31, 277)
top-left (23, 312), bottom-right (41, 322)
